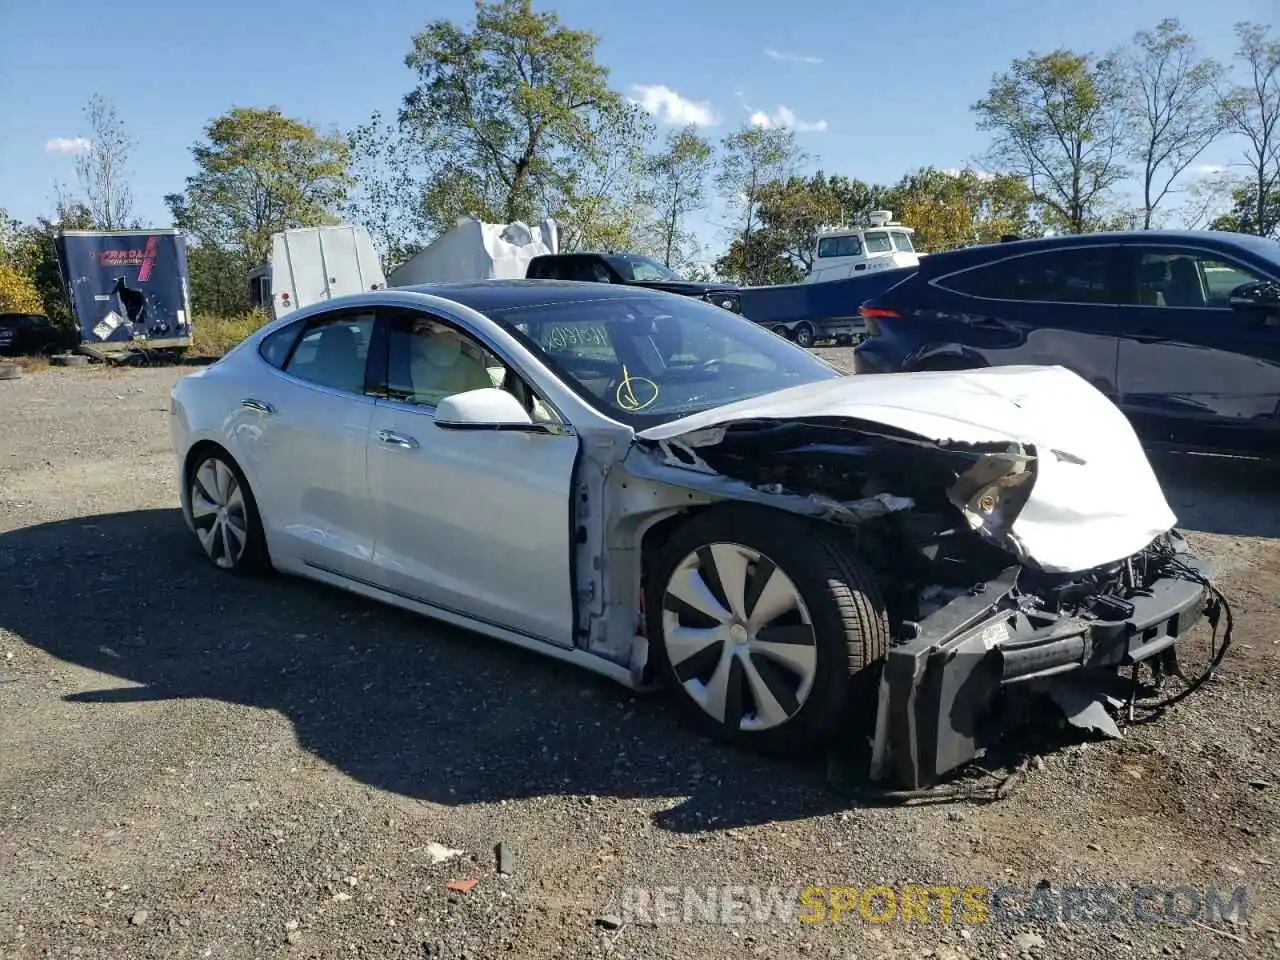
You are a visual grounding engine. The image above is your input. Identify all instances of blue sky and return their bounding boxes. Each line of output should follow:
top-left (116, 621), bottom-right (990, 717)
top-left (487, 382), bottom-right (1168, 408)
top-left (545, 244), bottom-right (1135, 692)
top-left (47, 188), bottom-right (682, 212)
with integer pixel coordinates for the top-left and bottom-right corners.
top-left (0, 0), bottom-right (1272, 251)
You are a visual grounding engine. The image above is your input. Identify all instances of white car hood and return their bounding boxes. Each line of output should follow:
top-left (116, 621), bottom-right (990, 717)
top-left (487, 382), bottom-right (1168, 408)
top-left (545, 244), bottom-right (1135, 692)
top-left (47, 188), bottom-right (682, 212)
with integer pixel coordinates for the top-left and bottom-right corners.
top-left (638, 365), bottom-right (1178, 574)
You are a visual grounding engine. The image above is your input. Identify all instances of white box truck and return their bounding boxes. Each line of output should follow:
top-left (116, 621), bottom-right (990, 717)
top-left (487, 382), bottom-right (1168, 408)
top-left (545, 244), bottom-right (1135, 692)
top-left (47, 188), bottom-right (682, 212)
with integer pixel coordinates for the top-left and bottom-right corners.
top-left (248, 224), bottom-right (385, 318)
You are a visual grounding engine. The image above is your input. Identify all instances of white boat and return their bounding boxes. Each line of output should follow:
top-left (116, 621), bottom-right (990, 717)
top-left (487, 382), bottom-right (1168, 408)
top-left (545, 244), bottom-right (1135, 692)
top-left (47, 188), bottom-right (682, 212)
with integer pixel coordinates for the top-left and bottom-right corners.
top-left (805, 210), bottom-right (920, 284)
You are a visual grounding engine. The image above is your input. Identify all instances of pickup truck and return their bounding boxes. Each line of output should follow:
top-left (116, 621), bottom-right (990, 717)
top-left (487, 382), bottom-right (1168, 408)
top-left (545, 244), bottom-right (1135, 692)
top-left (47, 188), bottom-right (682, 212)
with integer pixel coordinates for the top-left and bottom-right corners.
top-left (525, 252), bottom-right (742, 314)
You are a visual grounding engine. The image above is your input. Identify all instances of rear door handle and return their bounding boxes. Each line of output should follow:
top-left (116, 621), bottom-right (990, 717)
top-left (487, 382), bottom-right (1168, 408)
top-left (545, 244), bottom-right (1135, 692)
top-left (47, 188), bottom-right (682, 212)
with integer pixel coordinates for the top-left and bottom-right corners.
top-left (240, 398), bottom-right (275, 414)
top-left (376, 429), bottom-right (419, 450)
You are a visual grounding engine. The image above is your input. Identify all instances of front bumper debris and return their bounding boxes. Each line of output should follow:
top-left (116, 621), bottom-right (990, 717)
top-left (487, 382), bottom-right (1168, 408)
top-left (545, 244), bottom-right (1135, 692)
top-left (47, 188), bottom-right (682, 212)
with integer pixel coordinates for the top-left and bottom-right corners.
top-left (869, 554), bottom-right (1218, 790)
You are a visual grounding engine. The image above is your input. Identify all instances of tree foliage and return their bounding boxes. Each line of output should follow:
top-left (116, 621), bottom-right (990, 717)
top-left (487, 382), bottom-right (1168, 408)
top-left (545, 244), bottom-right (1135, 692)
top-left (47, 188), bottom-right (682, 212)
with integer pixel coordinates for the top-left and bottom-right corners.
top-left (639, 124), bottom-right (714, 267)
top-left (888, 168), bottom-right (1040, 250)
top-left (340, 111), bottom-right (435, 270)
top-left (714, 125), bottom-right (807, 283)
top-left (1119, 19), bottom-right (1225, 228)
top-left (973, 50), bottom-right (1129, 233)
top-left (166, 107), bottom-right (351, 264)
top-left (402, 0), bottom-right (620, 229)
top-left (73, 95), bottom-right (136, 230)
top-left (1215, 22), bottom-right (1280, 237)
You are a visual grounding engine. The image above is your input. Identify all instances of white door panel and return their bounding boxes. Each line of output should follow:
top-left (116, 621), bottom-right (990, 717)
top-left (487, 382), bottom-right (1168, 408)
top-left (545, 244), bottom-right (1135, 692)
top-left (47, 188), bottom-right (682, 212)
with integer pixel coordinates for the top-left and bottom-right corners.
top-left (367, 401), bottom-right (579, 645)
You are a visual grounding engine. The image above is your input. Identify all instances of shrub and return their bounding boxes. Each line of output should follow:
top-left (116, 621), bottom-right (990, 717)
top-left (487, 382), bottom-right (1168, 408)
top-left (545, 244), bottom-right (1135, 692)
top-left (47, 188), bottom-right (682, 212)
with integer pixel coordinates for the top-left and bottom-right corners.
top-left (191, 310), bottom-right (270, 357)
top-left (0, 262), bottom-right (44, 314)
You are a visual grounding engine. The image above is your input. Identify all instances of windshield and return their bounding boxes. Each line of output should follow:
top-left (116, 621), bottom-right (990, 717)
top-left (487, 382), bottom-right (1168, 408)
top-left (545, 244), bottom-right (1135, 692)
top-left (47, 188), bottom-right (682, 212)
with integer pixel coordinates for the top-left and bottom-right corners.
top-left (608, 254), bottom-right (681, 282)
top-left (891, 231), bottom-right (915, 253)
top-left (487, 294), bottom-right (842, 428)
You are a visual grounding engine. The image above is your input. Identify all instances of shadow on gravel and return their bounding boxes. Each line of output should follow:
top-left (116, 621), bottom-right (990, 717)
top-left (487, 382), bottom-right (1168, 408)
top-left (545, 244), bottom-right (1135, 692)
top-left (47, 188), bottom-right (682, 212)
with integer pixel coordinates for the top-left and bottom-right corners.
top-left (1151, 451), bottom-right (1280, 539)
top-left (0, 509), bottom-right (844, 833)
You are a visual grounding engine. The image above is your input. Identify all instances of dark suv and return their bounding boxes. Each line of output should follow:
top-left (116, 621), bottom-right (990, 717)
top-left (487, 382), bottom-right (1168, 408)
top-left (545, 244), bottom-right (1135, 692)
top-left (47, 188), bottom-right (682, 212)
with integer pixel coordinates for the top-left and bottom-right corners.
top-left (525, 252), bottom-right (742, 313)
top-left (853, 231), bottom-right (1280, 456)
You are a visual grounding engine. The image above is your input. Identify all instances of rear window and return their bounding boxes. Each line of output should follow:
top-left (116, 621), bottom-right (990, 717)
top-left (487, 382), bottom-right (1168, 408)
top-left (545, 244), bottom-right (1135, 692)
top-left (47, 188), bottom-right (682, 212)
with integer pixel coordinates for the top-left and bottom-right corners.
top-left (937, 247), bottom-right (1115, 304)
top-left (526, 257), bottom-right (556, 279)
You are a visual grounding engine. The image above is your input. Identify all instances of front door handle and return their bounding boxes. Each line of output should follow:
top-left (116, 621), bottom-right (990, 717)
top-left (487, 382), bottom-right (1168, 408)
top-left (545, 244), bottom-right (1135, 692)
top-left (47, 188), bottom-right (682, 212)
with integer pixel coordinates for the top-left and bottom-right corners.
top-left (377, 429), bottom-right (419, 450)
top-left (240, 398), bottom-right (275, 414)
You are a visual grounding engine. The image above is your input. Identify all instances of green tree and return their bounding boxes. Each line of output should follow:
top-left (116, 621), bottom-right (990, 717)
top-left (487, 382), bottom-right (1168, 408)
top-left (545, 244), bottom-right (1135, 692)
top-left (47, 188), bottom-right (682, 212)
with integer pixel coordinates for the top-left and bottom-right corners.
top-left (639, 124), bottom-right (713, 267)
top-left (885, 167), bottom-right (1040, 250)
top-left (402, 0), bottom-right (621, 229)
top-left (714, 125), bottom-right (807, 283)
top-left (1215, 22), bottom-right (1280, 237)
top-left (165, 107), bottom-right (351, 264)
top-left (714, 173), bottom-right (876, 284)
top-left (1118, 19), bottom-right (1225, 229)
top-left (1211, 182), bottom-right (1280, 237)
top-left (545, 101), bottom-right (655, 253)
top-left (3, 202), bottom-right (95, 332)
top-left (341, 111), bottom-right (435, 270)
top-left (973, 50), bottom-right (1128, 233)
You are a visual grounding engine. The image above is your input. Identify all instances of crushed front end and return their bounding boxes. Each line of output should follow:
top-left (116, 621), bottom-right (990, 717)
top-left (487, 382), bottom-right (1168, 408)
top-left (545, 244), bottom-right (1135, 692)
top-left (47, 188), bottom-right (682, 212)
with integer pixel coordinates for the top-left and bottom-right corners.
top-left (868, 531), bottom-right (1224, 789)
top-left (649, 417), bottom-right (1231, 791)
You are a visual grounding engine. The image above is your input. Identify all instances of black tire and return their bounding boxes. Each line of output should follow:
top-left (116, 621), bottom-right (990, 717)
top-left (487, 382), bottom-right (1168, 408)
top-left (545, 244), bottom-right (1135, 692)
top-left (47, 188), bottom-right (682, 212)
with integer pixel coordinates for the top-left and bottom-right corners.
top-left (793, 323), bottom-right (815, 348)
top-left (771, 325), bottom-right (792, 340)
top-left (186, 447), bottom-right (271, 575)
top-left (646, 504), bottom-right (890, 755)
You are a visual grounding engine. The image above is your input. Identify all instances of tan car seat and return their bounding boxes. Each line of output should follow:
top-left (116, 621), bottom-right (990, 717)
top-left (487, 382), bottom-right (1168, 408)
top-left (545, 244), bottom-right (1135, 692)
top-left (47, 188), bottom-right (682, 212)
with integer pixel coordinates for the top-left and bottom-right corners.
top-left (408, 326), bottom-right (495, 406)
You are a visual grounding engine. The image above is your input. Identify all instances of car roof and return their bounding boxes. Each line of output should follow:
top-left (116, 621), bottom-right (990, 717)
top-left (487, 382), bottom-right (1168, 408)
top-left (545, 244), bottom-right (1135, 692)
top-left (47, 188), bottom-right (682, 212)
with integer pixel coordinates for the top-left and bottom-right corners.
top-left (397, 278), bottom-right (681, 313)
top-left (917, 229), bottom-right (1279, 273)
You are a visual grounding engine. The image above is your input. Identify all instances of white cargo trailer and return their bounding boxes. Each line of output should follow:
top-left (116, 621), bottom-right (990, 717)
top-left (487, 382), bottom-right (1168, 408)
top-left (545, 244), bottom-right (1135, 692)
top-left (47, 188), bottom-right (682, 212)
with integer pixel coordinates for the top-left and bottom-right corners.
top-left (248, 224), bottom-right (386, 318)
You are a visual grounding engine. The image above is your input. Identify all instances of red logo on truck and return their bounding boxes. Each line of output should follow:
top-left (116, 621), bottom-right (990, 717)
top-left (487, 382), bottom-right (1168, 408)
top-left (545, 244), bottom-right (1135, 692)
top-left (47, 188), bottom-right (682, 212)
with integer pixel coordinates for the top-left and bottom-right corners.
top-left (99, 235), bottom-right (159, 281)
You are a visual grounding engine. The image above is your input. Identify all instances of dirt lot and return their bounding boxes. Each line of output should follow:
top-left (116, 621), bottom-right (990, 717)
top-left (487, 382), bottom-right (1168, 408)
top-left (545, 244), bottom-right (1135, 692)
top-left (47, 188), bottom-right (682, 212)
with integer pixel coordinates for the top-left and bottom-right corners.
top-left (1, 357), bottom-right (1278, 960)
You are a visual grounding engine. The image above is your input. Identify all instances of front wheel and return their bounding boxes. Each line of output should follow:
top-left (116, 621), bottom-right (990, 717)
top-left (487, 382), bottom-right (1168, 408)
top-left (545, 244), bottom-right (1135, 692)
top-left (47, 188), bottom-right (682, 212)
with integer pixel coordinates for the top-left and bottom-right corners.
top-left (646, 505), bottom-right (890, 755)
top-left (793, 323), bottom-right (815, 348)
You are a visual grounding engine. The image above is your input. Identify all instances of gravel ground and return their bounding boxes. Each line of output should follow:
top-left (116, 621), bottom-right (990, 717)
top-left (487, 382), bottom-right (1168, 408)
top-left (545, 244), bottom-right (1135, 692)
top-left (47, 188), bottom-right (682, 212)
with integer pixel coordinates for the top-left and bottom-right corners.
top-left (1, 359), bottom-right (1277, 960)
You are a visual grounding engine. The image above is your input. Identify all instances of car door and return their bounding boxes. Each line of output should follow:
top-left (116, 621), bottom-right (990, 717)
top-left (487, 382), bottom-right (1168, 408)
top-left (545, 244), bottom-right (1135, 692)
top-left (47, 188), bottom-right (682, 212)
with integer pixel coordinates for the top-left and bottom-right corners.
top-left (236, 308), bottom-right (379, 578)
top-left (364, 307), bottom-right (580, 646)
top-left (1115, 244), bottom-right (1280, 453)
top-left (928, 244), bottom-right (1125, 398)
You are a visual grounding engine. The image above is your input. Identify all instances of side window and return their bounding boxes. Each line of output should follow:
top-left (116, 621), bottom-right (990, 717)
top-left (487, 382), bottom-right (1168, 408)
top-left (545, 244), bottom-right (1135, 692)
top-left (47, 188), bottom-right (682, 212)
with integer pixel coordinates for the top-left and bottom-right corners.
top-left (1131, 248), bottom-right (1268, 309)
top-left (940, 248), bottom-right (1114, 304)
top-left (281, 311), bottom-right (375, 393)
top-left (527, 258), bottom-right (554, 279)
top-left (383, 311), bottom-right (559, 422)
top-left (259, 321), bottom-right (302, 369)
top-left (864, 232), bottom-right (893, 254)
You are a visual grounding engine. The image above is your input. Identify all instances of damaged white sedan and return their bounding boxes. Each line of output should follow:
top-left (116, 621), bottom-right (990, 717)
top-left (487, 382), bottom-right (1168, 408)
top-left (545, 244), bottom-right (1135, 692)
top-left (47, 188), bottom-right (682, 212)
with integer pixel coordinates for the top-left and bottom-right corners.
top-left (170, 281), bottom-right (1226, 788)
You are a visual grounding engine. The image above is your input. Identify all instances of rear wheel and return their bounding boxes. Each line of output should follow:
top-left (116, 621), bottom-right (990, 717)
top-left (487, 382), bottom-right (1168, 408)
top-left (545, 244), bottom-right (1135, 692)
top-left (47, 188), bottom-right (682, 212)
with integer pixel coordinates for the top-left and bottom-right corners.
top-left (187, 449), bottom-right (270, 575)
top-left (647, 505), bottom-right (890, 755)
top-left (771, 325), bottom-right (792, 340)
top-left (793, 323), bottom-right (815, 348)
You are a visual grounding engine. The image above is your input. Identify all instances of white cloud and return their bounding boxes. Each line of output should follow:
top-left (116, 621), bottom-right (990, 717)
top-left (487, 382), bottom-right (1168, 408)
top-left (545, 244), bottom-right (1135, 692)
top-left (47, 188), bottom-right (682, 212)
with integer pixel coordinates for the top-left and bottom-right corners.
top-left (749, 105), bottom-right (828, 133)
top-left (1192, 163), bottom-right (1227, 177)
top-left (628, 84), bottom-right (718, 127)
top-left (763, 47), bottom-right (823, 64)
top-left (941, 167), bottom-right (996, 180)
top-left (45, 136), bottom-right (91, 154)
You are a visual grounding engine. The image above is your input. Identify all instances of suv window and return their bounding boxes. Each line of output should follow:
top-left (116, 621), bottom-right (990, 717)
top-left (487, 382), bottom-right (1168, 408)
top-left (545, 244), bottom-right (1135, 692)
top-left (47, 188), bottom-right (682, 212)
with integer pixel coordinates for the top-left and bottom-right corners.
top-left (939, 247), bottom-right (1115, 304)
top-left (282, 311), bottom-right (375, 393)
top-left (1131, 248), bottom-right (1270, 309)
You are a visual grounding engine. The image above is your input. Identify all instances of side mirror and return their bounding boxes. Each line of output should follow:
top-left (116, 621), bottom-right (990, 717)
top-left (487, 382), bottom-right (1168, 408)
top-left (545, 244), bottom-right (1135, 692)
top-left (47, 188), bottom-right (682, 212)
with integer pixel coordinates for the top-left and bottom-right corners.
top-left (435, 387), bottom-right (546, 432)
top-left (1229, 280), bottom-right (1280, 324)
